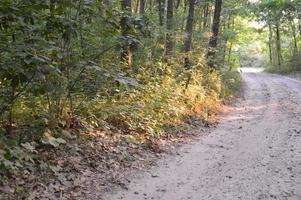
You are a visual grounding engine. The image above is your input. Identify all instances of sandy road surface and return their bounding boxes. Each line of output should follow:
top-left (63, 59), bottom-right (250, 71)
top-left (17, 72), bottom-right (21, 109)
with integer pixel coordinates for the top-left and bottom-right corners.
top-left (105, 68), bottom-right (301, 200)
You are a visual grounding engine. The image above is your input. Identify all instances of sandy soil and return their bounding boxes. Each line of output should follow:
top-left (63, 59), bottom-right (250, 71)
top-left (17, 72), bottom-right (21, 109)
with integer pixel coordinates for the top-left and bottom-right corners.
top-left (104, 68), bottom-right (301, 200)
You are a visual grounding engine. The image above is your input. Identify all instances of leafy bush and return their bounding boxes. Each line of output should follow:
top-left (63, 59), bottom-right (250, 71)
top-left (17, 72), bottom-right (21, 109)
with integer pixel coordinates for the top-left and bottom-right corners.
top-left (220, 70), bottom-right (242, 99)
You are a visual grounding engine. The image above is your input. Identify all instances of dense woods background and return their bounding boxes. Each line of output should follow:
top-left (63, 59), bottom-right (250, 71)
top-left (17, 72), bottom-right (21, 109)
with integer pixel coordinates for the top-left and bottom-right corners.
top-left (0, 0), bottom-right (301, 198)
top-left (252, 0), bottom-right (301, 72)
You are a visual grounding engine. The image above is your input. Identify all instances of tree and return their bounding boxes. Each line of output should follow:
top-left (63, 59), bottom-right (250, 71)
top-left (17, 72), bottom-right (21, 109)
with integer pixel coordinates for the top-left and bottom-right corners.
top-left (202, 2), bottom-right (210, 30)
top-left (268, 23), bottom-right (273, 64)
top-left (140, 0), bottom-right (145, 14)
top-left (158, 0), bottom-right (165, 26)
top-left (165, 0), bottom-right (174, 57)
top-left (120, 0), bottom-right (133, 70)
top-left (184, 0), bottom-right (196, 68)
top-left (275, 21), bottom-right (282, 69)
top-left (207, 0), bottom-right (223, 68)
top-left (251, 0), bottom-right (301, 70)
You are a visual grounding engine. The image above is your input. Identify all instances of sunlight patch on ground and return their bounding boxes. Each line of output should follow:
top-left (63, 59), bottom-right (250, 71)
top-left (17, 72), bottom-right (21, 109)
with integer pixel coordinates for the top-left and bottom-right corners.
top-left (221, 103), bottom-right (279, 121)
top-left (241, 67), bottom-right (264, 73)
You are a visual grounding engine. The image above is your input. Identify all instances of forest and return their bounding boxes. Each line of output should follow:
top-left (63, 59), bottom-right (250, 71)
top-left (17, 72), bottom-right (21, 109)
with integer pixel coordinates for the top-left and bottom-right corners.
top-left (0, 0), bottom-right (301, 199)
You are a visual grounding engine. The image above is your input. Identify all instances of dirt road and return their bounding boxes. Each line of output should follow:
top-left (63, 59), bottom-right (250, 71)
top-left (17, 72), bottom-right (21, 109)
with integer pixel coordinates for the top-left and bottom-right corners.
top-left (105, 68), bottom-right (301, 200)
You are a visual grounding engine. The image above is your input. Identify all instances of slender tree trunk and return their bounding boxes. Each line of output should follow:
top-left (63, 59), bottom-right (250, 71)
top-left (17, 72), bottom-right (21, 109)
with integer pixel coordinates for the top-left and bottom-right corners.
top-left (176, 0), bottom-right (181, 9)
top-left (227, 16), bottom-right (234, 70)
top-left (165, 0), bottom-right (174, 57)
top-left (149, 0), bottom-right (153, 12)
top-left (180, 0), bottom-right (187, 31)
top-left (299, 22), bottom-right (301, 62)
top-left (203, 3), bottom-right (209, 29)
top-left (183, 0), bottom-right (196, 89)
top-left (268, 23), bottom-right (273, 64)
top-left (206, 0), bottom-right (222, 69)
top-left (139, 0), bottom-right (145, 14)
top-left (158, 0), bottom-right (165, 26)
top-left (291, 22), bottom-right (300, 67)
top-left (275, 23), bottom-right (281, 70)
top-left (184, 0), bottom-right (195, 53)
top-left (184, 0), bottom-right (196, 68)
top-left (222, 15), bottom-right (231, 65)
top-left (120, 0), bottom-right (132, 71)
top-left (291, 22), bottom-right (298, 53)
top-left (227, 42), bottom-right (232, 64)
top-left (222, 41), bottom-right (227, 65)
top-left (134, 0), bottom-right (139, 13)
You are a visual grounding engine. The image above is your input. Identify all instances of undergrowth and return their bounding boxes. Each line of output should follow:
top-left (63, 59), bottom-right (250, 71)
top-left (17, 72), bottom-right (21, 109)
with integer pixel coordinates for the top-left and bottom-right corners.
top-left (0, 55), bottom-right (241, 198)
top-left (264, 56), bottom-right (301, 74)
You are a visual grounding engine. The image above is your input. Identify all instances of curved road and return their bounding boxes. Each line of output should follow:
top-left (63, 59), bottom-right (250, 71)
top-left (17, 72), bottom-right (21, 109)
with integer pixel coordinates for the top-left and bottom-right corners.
top-left (106, 68), bottom-right (301, 200)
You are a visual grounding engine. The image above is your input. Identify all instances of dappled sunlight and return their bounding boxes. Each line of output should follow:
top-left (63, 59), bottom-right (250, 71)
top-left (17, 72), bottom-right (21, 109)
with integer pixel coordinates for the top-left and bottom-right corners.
top-left (3, 0), bottom-right (301, 198)
top-left (221, 103), bottom-right (279, 121)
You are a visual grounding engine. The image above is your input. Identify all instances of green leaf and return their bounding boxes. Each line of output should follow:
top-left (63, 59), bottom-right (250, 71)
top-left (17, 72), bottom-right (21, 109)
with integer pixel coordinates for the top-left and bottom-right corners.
top-left (41, 130), bottom-right (66, 148)
top-left (21, 142), bottom-right (37, 153)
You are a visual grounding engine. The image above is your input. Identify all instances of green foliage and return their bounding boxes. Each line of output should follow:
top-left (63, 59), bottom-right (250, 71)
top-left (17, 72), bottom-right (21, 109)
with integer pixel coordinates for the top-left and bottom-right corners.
top-left (220, 70), bottom-right (242, 98)
top-left (0, 134), bottom-right (36, 177)
top-left (89, 68), bottom-right (207, 137)
top-left (0, 1), bottom-right (244, 194)
top-left (250, 0), bottom-right (301, 72)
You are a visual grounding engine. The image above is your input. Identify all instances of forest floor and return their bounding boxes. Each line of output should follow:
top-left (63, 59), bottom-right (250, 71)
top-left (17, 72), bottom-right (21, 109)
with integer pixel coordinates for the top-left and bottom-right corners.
top-left (102, 68), bottom-right (301, 200)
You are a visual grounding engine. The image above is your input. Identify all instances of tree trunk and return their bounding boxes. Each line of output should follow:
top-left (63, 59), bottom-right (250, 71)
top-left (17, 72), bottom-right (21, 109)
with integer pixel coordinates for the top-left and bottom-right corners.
top-left (206, 0), bottom-right (222, 69)
top-left (275, 23), bottom-right (281, 70)
top-left (291, 22), bottom-right (298, 54)
top-left (158, 0), bottom-right (165, 26)
top-left (291, 22), bottom-right (300, 67)
top-left (268, 23), bottom-right (273, 64)
top-left (120, 0), bottom-right (132, 71)
top-left (176, 0), bottom-right (181, 9)
top-left (134, 0), bottom-right (139, 13)
top-left (227, 42), bottom-right (232, 65)
top-left (139, 0), bottom-right (145, 14)
top-left (180, 0), bottom-right (187, 31)
top-left (165, 0), bottom-right (174, 57)
top-left (149, 0), bottom-right (153, 12)
top-left (184, 0), bottom-right (196, 67)
top-left (222, 15), bottom-right (231, 65)
top-left (203, 3), bottom-right (209, 29)
top-left (183, 0), bottom-right (196, 89)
